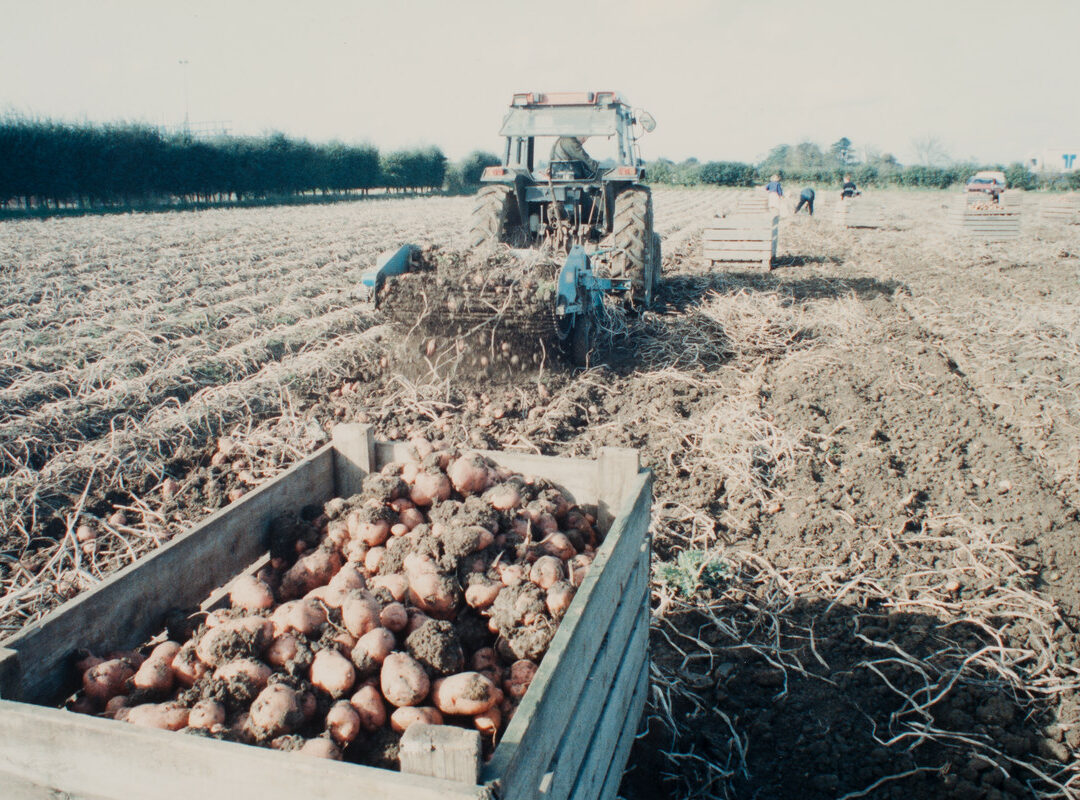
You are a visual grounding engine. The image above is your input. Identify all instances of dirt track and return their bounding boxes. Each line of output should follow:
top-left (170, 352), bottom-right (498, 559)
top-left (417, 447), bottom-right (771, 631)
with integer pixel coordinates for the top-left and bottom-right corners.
top-left (1, 188), bottom-right (1078, 798)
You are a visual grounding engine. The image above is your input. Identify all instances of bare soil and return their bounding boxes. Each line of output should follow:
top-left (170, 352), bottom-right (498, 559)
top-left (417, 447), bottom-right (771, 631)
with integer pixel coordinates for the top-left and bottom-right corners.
top-left (1, 189), bottom-right (1078, 798)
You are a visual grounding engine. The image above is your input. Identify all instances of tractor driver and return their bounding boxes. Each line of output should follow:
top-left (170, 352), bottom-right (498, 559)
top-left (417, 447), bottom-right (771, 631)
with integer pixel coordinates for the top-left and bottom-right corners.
top-left (550, 136), bottom-right (599, 177)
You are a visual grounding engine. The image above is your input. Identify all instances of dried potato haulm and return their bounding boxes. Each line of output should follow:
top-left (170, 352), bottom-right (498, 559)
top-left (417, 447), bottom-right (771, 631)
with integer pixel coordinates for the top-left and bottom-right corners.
top-left (63, 441), bottom-right (598, 768)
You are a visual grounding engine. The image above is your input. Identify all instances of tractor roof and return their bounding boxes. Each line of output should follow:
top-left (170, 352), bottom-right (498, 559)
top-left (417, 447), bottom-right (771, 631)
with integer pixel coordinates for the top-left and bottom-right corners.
top-left (500, 92), bottom-right (632, 138)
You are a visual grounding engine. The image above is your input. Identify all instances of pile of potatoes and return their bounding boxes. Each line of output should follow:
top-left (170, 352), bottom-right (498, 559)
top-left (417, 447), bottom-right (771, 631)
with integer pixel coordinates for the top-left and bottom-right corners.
top-left (67, 442), bottom-right (599, 765)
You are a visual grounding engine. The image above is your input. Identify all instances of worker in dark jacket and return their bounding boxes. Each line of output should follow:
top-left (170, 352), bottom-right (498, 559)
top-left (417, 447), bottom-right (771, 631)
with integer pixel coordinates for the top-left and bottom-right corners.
top-left (794, 187), bottom-right (815, 215)
top-left (550, 136), bottom-right (599, 177)
top-left (841, 175), bottom-right (860, 199)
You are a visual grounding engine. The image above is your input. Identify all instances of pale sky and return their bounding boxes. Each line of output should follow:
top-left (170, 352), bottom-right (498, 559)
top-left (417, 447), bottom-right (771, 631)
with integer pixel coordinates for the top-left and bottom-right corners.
top-left (2, 0), bottom-right (1077, 166)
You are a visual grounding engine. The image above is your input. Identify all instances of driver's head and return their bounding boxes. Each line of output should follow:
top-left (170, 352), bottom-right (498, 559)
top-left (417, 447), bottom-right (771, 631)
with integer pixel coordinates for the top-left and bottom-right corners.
top-left (577, 136), bottom-right (588, 144)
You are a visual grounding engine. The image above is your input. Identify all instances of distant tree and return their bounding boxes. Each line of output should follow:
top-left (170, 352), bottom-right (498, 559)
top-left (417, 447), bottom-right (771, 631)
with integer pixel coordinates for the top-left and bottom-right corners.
top-left (911, 135), bottom-right (950, 167)
top-left (1004, 162), bottom-right (1036, 190)
top-left (830, 137), bottom-right (856, 166)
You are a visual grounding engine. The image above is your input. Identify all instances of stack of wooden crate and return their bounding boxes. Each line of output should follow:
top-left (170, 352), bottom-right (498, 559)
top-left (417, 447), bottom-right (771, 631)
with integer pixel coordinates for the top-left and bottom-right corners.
top-left (0, 424), bottom-right (653, 800)
top-left (703, 212), bottom-right (779, 270)
top-left (835, 197), bottom-right (885, 228)
top-left (1042, 194), bottom-right (1079, 224)
top-left (949, 196), bottom-right (1022, 241)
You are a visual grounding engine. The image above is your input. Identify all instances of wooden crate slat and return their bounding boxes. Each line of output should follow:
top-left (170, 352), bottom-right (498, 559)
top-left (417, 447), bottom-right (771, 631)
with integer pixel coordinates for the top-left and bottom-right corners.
top-left (703, 230), bottom-right (777, 240)
top-left (0, 445), bottom-right (336, 704)
top-left (0, 700), bottom-right (486, 800)
top-left (704, 251), bottom-right (775, 262)
top-left (570, 647), bottom-right (650, 800)
top-left (484, 472), bottom-right (652, 800)
top-left (536, 553), bottom-right (649, 800)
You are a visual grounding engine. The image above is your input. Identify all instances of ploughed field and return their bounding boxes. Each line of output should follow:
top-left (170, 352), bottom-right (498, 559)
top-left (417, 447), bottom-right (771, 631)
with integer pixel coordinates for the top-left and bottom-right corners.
top-left (2, 188), bottom-right (1079, 799)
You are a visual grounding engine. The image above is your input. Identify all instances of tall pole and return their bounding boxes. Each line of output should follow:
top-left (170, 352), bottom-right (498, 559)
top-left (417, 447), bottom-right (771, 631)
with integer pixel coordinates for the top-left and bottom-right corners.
top-left (179, 59), bottom-right (190, 139)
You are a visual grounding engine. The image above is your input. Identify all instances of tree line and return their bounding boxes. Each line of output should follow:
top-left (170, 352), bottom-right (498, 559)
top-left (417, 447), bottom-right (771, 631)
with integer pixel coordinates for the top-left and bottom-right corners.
top-left (0, 116), bottom-right (447, 210)
top-left (645, 137), bottom-right (1080, 191)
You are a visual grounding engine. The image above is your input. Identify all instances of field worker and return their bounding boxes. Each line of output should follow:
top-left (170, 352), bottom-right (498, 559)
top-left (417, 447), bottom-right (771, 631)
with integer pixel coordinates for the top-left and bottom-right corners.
top-left (794, 187), bottom-right (815, 216)
top-left (841, 174), bottom-right (860, 199)
top-left (765, 174), bottom-right (783, 212)
top-left (550, 136), bottom-right (599, 177)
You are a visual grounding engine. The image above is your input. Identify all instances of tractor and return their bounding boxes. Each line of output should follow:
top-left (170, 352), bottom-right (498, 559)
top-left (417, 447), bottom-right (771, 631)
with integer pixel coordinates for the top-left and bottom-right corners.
top-left (466, 91), bottom-right (661, 307)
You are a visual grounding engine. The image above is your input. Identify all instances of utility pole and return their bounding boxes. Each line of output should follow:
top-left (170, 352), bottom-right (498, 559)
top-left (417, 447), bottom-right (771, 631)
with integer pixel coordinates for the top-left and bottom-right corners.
top-left (179, 59), bottom-right (190, 140)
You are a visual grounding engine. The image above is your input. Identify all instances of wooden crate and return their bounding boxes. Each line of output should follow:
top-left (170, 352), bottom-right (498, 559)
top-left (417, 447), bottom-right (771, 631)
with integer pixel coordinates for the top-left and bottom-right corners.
top-left (735, 193), bottom-right (771, 212)
top-left (0, 424), bottom-right (653, 800)
top-left (703, 213), bottom-right (779, 270)
top-left (835, 198), bottom-right (885, 228)
top-left (949, 198), bottom-right (1022, 241)
top-left (1042, 194), bottom-right (1079, 223)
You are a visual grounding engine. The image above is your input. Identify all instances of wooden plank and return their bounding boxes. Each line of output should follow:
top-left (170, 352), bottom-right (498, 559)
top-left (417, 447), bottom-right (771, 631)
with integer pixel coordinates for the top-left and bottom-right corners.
top-left (483, 472), bottom-right (652, 800)
top-left (596, 447), bottom-right (640, 532)
top-left (593, 661), bottom-right (651, 800)
top-left (569, 641), bottom-right (650, 800)
top-left (0, 700), bottom-right (486, 800)
top-left (704, 249), bottom-right (774, 260)
top-left (400, 724), bottom-right (482, 784)
top-left (0, 445), bottom-right (336, 704)
top-left (541, 578), bottom-right (649, 800)
top-left (332, 422), bottom-right (376, 498)
top-left (703, 228), bottom-right (776, 240)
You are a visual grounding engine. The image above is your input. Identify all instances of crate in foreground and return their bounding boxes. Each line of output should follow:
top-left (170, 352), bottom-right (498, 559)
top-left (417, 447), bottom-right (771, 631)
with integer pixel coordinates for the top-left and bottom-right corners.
top-left (835, 198), bottom-right (885, 229)
top-left (0, 424), bottom-right (653, 800)
top-left (949, 197), bottom-right (1022, 241)
top-left (703, 212), bottom-right (779, 270)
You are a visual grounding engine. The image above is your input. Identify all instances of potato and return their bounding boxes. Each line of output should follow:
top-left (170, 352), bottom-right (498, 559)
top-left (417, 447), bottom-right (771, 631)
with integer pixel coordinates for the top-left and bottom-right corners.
top-left (132, 657), bottom-right (174, 694)
top-left (504, 660), bottom-right (538, 701)
top-left (82, 659), bottom-right (135, 702)
top-left (325, 518), bottom-right (350, 550)
top-left (540, 532), bottom-right (576, 561)
top-left (498, 562), bottom-right (526, 587)
top-left (399, 506), bottom-right (425, 531)
top-left (248, 684), bottom-right (303, 739)
top-left (471, 647), bottom-right (498, 672)
top-left (188, 699), bottom-right (226, 729)
top-left (304, 584), bottom-right (348, 609)
top-left (171, 641), bottom-right (207, 687)
top-left (410, 470), bottom-right (452, 507)
top-left (379, 601), bottom-right (408, 632)
top-left (474, 705), bottom-right (502, 737)
top-left (328, 564), bottom-right (367, 593)
top-left (380, 652), bottom-right (430, 707)
top-left (341, 591), bottom-right (382, 637)
top-left (484, 483), bottom-right (521, 511)
top-left (296, 737), bottom-right (342, 760)
top-left (546, 581), bottom-right (576, 618)
top-left (148, 641), bottom-right (181, 664)
top-left (389, 705), bottom-right (444, 732)
top-left (271, 599), bottom-right (327, 637)
top-left (349, 512), bottom-right (390, 547)
top-left (326, 699), bottom-right (362, 745)
top-left (529, 556), bottom-right (565, 590)
top-left (432, 672), bottom-right (499, 716)
top-left (349, 681), bottom-right (387, 731)
top-left (279, 547), bottom-right (343, 600)
top-left (568, 553), bottom-right (592, 587)
top-left (214, 658), bottom-right (272, 692)
top-left (125, 702), bottom-right (189, 731)
top-left (103, 695), bottom-right (129, 718)
top-left (369, 574), bottom-right (409, 602)
top-left (408, 572), bottom-right (459, 619)
top-left (265, 634), bottom-right (304, 669)
top-left (310, 649), bottom-right (356, 698)
top-left (364, 546), bottom-right (385, 574)
top-left (465, 576), bottom-right (501, 610)
top-left (229, 574), bottom-right (275, 611)
top-left (447, 453), bottom-right (492, 495)
top-left (354, 627), bottom-right (396, 666)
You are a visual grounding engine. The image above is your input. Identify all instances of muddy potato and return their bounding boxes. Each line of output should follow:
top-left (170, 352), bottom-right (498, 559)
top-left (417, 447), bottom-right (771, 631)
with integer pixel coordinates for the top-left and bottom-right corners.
top-left (310, 648), bottom-right (356, 698)
top-left (341, 591), bottom-right (382, 637)
top-left (349, 681), bottom-right (387, 731)
top-left (389, 705), bottom-right (444, 732)
top-left (326, 700), bottom-right (362, 745)
top-left (380, 652), bottom-right (431, 707)
top-left (229, 574), bottom-right (276, 611)
top-left (529, 555), bottom-right (566, 591)
top-left (125, 701), bottom-right (189, 731)
top-left (82, 659), bottom-right (135, 702)
top-left (432, 672), bottom-right (499, 716)
top-left (296, 737), bottom-right (342, 760)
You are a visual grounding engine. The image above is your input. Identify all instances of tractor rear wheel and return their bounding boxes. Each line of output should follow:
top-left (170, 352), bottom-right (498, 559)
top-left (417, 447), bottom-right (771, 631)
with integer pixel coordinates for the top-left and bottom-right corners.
top-left (610, 186), bottom-right (653, 306)
top-left (467, 185), bottom-right (517, 248)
